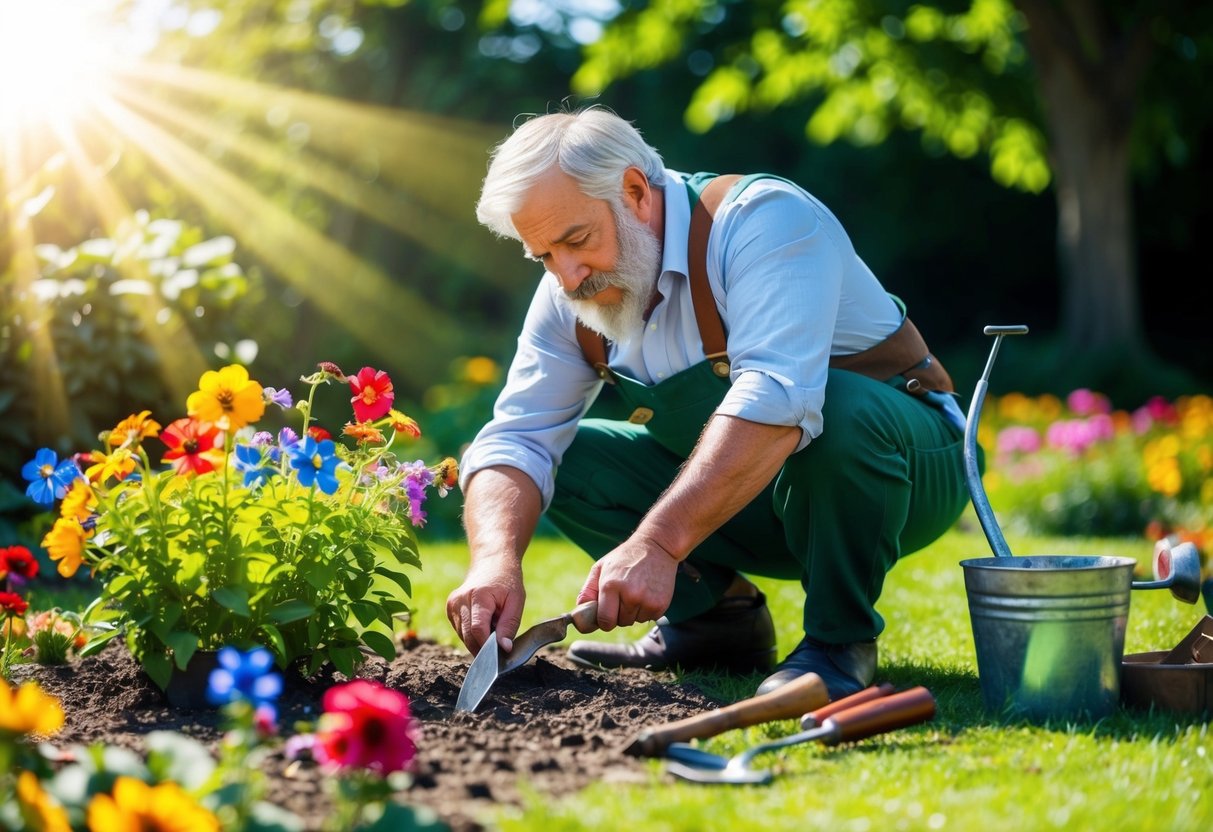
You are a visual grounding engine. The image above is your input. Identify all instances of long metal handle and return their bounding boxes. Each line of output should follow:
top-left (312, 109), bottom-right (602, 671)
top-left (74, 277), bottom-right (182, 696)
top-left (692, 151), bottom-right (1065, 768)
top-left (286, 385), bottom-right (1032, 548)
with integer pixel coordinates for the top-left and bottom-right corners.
top-left (964, 325), bottom-right (1028, 559)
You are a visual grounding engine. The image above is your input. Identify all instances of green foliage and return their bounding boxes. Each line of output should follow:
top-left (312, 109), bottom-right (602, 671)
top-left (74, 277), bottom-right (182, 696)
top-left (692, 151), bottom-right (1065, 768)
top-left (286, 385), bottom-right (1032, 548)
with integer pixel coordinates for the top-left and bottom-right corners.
top-left (574, 0), bottom-right (1051, 192)
top-left (0, 196), bottom-right (258, 482)
top-left (35, 366), bottom-right (450, 688)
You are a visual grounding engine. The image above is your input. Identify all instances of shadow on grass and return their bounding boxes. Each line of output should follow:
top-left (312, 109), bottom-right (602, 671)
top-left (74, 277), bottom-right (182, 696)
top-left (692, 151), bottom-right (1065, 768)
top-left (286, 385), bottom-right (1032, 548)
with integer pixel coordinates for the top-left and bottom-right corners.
top-left (666, 658), bottom-right (1208, 747)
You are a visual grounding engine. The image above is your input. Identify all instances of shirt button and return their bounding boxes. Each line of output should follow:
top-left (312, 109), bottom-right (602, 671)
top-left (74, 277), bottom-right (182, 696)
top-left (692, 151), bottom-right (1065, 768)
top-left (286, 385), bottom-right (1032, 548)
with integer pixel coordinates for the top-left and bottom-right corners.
top-left (657, 372), bottom-right (665, 379)
top-left (649, 323), bottom-right (657, 330)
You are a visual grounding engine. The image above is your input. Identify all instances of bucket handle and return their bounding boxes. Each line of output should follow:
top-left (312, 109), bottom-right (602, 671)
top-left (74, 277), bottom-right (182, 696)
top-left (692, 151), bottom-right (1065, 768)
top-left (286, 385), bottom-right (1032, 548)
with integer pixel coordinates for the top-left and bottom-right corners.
top-left (963, 325), bottom-right (1029, 559)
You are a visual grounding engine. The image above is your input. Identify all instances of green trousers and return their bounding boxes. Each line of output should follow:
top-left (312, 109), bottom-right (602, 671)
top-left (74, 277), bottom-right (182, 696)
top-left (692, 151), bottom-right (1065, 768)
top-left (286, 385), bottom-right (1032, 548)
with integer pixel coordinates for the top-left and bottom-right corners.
top-left (546, 368), bottom-right (971, 643)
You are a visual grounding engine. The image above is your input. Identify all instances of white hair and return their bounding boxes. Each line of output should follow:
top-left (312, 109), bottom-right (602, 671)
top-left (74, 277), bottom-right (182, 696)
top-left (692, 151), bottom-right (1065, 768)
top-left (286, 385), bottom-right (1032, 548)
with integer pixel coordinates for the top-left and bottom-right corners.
top-left (475, 107), bottom-right (666, 240)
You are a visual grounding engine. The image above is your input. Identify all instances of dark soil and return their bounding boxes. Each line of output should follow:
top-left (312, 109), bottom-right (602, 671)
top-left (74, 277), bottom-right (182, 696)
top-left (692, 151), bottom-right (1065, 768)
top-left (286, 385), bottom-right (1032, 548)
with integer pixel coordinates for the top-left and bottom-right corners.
top-left (11, 638), bottom-right (721, 831)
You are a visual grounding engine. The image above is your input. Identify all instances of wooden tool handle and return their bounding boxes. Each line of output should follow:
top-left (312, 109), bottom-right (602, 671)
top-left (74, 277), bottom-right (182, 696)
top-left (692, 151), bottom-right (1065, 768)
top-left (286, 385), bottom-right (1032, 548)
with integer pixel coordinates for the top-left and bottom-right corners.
top-left (567, 601), bottom-right (599, 634)
top-left (800, 683), bottom-right (896, 729)
top-left (823, 686), bottom-right (935, 745)
top-left (625, 672), bottom-right (828, 757)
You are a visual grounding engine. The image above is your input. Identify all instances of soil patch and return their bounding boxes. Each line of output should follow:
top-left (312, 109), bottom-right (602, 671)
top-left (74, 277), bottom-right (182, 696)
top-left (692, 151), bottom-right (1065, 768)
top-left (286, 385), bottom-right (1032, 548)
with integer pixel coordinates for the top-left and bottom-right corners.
top-left (11, 639), bottom-right (721, 830)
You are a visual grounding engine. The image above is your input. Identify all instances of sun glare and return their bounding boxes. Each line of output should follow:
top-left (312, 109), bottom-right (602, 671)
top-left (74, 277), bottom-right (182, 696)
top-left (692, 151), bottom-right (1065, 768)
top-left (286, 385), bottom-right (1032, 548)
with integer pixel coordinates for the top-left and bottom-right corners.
top-left (0, 2), bottom-right (124, 135)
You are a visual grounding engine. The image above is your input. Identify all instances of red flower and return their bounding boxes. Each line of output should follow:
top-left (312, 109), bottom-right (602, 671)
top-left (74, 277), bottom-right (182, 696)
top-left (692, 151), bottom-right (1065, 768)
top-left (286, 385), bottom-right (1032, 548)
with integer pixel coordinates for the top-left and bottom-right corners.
top-left (1, 546), bottom-right (39, 581)
top-left (306, 426), bottom-right (332, 442)
top-left (0, 591), bottom-right (28, 616)
top-left (349, 367), bottom-right (394, 423)
top-left (160, 418), bottom-right (224, 476)
top-left (314, 680), bottom-right (417, 775)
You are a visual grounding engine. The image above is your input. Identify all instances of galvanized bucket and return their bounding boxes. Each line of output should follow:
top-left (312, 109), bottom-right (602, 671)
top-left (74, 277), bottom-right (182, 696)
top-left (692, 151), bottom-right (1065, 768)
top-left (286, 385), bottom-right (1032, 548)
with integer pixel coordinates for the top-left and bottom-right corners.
top-left (958, 327), bottom-right (1200, 720)
top-left (960, 555), bottom-right (1132, 718)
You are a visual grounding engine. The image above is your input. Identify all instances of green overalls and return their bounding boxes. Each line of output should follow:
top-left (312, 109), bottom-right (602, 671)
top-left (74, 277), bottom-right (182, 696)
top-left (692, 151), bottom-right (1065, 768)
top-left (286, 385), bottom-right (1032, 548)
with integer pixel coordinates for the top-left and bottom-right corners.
top-left (545, 176), bottom-right (972, 645)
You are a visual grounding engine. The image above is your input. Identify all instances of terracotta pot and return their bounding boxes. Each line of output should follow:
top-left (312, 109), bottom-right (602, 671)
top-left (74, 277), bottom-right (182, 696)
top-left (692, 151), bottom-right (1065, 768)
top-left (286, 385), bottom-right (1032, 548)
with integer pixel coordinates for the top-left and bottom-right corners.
top-left (162, 649), bottom-right (221, 709)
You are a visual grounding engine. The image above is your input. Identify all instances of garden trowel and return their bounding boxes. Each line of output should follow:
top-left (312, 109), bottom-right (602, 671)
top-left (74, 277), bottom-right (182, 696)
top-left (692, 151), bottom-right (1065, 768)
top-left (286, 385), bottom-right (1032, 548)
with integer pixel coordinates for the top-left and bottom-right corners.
top-left (455, 601), bottom-right (599, 713)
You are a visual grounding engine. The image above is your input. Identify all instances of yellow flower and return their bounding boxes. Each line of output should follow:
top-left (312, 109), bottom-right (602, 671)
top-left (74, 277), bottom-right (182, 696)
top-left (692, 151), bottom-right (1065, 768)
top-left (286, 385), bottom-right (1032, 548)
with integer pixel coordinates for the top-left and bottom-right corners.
top-left (0, 679), bottom-right (65, 736)
top-left (86, 776), bottom-right (220, 832)
top-left (84, 448), bottom-right (136, 483)
top-left (186, 364), bottom-right (265, 431)
top-left (17, 771), bottom-right (72, 832)
top-left (462, 355), bottom-right (499, 385)
top-left (16, 771), bottom-right (71, 832)
top-left (60, 479), bottom-right (97, 522)
top-left (107, 410), bottom-right (162, 449)
top-left (42, 517), bottom-right (87, 578)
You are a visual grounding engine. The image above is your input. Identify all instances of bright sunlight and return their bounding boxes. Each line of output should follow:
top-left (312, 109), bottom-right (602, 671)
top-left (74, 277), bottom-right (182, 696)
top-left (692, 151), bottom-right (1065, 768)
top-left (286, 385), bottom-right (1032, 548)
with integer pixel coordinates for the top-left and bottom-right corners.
top-left (0, 2), bottom-right (126, 134)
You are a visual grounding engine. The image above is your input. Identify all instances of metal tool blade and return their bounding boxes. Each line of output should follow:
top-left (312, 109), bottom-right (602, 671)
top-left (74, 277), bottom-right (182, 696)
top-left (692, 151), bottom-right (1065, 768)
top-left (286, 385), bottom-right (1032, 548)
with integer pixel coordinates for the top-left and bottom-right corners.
top-left (455, 630), bottom-right (502, 713)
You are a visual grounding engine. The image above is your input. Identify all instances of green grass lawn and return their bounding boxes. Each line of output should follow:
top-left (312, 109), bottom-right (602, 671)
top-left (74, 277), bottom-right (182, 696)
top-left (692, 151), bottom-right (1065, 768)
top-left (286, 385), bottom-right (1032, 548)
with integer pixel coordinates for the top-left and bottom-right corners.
top-left (412, 524), bottom-right (1213, 832)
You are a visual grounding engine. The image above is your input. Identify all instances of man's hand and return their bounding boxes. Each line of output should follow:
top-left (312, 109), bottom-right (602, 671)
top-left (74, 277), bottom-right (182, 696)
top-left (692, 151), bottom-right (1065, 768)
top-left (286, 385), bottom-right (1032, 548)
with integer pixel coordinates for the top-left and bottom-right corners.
top-left (446, 558), bottom-right (526, 656)
top-left (577, 536), bottom-right (679, 630)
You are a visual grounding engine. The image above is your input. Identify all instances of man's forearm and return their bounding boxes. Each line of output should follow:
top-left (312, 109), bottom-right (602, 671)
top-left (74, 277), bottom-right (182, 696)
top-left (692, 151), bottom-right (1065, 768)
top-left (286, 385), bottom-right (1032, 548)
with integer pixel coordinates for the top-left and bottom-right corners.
top-left (463, 465), bottom-right (544, 565)
top-left (634, 415), bottom-right (801, 560)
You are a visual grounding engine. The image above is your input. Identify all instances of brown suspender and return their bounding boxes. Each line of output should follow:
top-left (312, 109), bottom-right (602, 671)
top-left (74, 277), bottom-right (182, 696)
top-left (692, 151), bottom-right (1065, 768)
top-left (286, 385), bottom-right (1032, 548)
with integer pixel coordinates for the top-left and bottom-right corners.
top-left (574, 175), bottom-right (954, 394)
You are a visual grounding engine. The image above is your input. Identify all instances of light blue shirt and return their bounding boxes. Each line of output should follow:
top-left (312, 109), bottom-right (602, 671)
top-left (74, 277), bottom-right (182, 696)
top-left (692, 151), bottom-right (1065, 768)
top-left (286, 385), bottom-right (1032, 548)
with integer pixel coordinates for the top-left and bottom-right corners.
top-left (461, 169), bottom-right (916, 509)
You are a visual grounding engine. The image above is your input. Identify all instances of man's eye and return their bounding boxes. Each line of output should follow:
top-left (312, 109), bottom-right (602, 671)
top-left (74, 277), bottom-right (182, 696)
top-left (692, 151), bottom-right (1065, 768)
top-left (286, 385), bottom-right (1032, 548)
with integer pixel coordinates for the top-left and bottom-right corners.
top-left (569, 236), bottom-right (589, 249)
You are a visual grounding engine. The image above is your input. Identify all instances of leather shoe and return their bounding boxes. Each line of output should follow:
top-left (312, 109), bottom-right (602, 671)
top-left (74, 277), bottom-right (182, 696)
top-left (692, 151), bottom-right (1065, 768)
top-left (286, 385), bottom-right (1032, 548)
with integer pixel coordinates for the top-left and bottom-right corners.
top-left (566, 592), bottom-right (776, 673)
top-left (755, 637), bottom-right (877, 699)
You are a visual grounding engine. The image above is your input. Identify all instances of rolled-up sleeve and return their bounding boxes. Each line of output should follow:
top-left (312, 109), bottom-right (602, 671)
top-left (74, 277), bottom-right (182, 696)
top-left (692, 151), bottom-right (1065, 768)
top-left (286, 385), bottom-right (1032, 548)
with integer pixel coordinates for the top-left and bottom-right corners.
top-left (459, 279), bottom-right (602, 508)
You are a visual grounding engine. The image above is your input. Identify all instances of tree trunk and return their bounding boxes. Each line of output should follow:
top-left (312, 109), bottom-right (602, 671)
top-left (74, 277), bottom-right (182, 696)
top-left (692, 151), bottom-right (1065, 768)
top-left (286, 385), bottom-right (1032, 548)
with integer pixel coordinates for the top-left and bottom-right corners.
top-left (1017, 0), bottom-right (1153, 356)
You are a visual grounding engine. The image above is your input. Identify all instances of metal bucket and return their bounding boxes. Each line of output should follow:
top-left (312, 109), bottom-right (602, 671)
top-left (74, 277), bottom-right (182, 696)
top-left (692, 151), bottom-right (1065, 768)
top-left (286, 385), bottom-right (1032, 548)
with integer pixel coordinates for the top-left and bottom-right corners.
top-left (960, 555), bottom-right (1133, 719)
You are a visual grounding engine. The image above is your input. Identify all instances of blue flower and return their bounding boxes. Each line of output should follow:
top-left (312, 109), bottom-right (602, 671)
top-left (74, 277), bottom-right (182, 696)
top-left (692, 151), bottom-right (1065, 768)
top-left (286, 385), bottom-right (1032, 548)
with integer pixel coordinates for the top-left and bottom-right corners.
top-left (207, 646), bottom-right (284, 707)
top-left (288, 437), bottom-right (341, 494)
top-left (21, 448), bottom-right (82, 505)
top-left (233, 444), bottom-right (275, 488)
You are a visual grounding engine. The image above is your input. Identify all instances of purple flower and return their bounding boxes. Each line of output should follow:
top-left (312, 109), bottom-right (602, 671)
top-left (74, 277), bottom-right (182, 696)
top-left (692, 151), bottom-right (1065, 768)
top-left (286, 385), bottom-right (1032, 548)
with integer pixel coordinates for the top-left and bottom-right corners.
top-left (263, 386), bottom-right (293, 409)
top-left (21, 448), bottom-right (82, 506)
top-left (400, 460), bottom-right (434, 527)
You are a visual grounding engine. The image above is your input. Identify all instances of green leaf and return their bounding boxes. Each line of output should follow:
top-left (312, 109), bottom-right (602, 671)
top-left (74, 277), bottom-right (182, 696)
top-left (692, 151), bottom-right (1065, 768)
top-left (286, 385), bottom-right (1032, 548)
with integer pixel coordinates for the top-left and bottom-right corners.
top-left (374, 566), bottom-right (412, 597)
top-left (269, 600), bottom-right (315, 624)
top-left (349, 600), bottom-right (382, 627)
top-left (164, 631), bottom-right (200, 669)
top-left (259, 623), bottom-right (287, 659)
top-left (80, 627), bottom-right (123, 657)
top-left (360, 802), bottom-right (446, 832)
top-left (360, 629), bottom-right (398, 663)
top-left (329, 646), bottom-right (360, 678)
top-left (213, 585), bottom-right (251, 617)
top-left (143, 650), bottom-right (172, 690)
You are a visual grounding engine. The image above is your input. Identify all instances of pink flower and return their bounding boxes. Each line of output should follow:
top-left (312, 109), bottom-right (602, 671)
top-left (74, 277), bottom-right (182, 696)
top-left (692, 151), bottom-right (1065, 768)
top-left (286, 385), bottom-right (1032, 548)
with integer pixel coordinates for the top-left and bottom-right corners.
top-left (348, 367), bottom-right (394, 423)
top-left (1066, 388), bottom-right (1111, 416)
top-left (996, 426), bottom-right (1041, 456)
top-left (314, 680), bottom-right (417, 775)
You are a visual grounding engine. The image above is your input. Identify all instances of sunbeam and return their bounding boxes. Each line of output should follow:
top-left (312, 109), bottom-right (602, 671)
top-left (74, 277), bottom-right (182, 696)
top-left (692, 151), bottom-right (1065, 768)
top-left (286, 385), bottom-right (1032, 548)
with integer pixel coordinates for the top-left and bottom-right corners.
top-left (92, 94), bottom-right (463, 387)
top-left (107, 79), bottom-right (516, 285)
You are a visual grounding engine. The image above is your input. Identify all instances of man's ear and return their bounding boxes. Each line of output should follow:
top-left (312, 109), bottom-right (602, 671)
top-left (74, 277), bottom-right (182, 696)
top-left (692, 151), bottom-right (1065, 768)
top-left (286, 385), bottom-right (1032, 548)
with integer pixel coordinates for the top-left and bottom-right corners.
top-left (620, 167), bottom-right (652, 222)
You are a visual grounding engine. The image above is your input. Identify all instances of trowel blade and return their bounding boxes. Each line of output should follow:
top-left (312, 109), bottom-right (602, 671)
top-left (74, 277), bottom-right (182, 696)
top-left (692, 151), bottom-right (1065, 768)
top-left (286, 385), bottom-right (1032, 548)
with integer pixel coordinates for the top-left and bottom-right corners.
top-left (455, 630), bottom-right (502, 713)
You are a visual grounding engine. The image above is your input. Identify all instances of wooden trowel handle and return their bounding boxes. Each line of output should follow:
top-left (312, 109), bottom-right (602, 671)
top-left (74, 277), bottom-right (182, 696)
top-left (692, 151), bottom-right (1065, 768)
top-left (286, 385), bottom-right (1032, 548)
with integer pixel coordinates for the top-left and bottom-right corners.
top-left (823, 686), bottom-right (935, 745)
top-left (567, 601), bottom-right (599, 634)
top-left (625, 672), bottom-right (828, 758)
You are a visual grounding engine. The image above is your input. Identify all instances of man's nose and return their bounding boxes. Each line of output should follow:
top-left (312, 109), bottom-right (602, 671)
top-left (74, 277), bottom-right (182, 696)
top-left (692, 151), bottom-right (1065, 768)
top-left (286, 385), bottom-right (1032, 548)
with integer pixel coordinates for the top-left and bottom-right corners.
top-left (550, 251), bottom-right (591, 293)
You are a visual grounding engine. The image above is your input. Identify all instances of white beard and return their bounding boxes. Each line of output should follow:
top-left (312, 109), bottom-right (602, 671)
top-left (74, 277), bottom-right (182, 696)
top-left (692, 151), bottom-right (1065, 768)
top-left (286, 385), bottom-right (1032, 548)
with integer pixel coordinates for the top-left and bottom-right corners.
top-left (561, 201), bottom-right (661, 344)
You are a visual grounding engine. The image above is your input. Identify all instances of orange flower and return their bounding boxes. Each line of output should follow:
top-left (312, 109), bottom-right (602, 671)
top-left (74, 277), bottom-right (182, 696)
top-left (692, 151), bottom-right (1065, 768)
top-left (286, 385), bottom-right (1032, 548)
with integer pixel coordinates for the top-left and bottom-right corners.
top-left (0, 678), bottom-right (64, 736)
top-left (42, 517), bottom-right (87, 578)
top-left (107, 410), bottom-right (162, 449)
top-left (343, 421), bottom-right (385, 445)
top-left (187, 364), bottom-right (265, 431)
top-left (388, 410), bottom-right (421, 439)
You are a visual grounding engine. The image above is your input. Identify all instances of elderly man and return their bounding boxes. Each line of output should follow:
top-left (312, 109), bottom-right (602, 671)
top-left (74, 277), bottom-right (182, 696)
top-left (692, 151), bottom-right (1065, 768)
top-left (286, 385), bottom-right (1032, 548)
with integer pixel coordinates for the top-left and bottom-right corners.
top-left (446, 108), bottom-right (970, 698)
